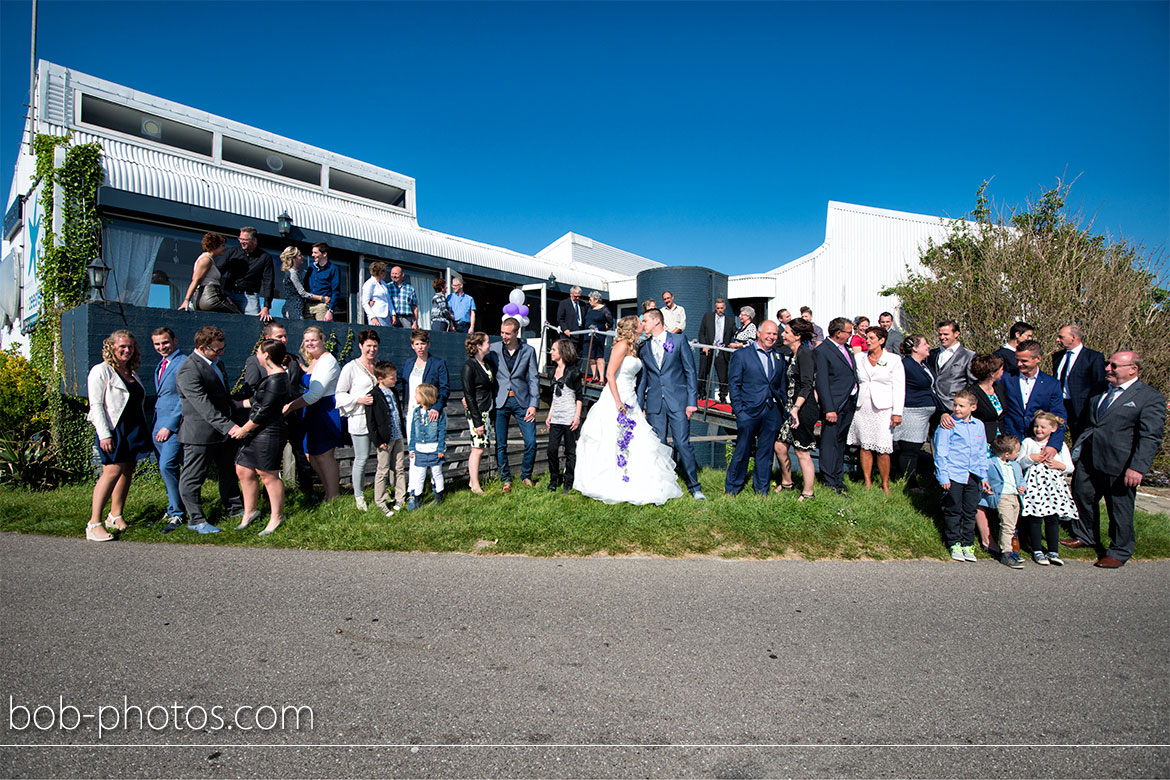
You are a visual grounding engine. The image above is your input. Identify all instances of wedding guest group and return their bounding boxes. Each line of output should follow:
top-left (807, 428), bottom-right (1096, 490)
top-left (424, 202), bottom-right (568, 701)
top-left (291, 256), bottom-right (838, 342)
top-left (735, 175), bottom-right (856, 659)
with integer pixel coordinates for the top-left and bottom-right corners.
top-left (79, 285), bottom-right (1164, 571)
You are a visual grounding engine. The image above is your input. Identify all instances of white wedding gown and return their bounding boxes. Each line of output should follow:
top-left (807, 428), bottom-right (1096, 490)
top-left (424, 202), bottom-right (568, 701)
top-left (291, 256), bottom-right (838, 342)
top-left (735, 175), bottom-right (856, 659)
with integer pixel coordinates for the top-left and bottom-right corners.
top-left (575, 355), bottom-right (685, 505)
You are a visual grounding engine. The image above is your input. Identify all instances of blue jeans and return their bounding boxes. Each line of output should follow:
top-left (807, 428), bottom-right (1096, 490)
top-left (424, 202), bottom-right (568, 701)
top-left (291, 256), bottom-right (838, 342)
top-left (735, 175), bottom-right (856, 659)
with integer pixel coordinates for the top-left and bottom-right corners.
top-left (226, 291), bottom-right (260, 315)
top-left (495, 396), bottom-right (536, 482)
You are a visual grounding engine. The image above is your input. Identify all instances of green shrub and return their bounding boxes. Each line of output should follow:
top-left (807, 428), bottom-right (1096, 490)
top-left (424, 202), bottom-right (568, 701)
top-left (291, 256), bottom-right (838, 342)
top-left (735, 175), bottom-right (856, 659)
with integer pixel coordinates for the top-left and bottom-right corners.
top-left (0, 347), bottom-right (51, 440)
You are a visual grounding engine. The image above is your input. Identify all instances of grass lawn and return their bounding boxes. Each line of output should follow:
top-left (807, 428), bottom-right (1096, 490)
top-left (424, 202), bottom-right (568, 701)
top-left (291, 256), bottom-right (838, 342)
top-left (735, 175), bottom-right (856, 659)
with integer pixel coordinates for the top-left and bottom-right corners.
top-left (2, 468), bottom-right (1168, 561)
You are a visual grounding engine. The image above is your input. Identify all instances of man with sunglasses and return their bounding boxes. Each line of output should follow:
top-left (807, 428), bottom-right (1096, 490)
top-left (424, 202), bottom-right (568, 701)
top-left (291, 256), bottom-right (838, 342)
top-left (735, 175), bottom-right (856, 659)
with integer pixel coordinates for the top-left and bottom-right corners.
top-left (1066, 352), bottom-right (1165, 568)
top-left (176, 325), bottom-right (245, 533)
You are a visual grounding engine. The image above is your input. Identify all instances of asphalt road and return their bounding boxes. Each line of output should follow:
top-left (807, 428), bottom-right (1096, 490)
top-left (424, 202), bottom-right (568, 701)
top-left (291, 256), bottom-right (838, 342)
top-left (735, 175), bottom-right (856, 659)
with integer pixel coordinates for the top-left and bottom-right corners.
top-left (1, 533), bottom-right (1167, 778)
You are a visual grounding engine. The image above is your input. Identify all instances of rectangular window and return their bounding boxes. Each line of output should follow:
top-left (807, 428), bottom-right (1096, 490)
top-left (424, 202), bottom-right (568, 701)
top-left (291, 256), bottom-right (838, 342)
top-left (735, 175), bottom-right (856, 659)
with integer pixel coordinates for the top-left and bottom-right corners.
top-left (80, 94), bottom-right (213, 156)
top-left (329, 169), bottom-right (407, 209)
top-left (221, 137), bottom-right (322, 185)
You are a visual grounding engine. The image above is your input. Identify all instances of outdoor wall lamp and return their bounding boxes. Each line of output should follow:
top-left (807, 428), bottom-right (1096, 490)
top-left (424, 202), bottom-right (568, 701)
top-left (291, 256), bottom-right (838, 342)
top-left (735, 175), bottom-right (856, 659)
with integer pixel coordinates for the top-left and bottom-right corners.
top-left (278, 210), bottom-right (293, 238)
top-left (86, 257), bottom-right (109, 302)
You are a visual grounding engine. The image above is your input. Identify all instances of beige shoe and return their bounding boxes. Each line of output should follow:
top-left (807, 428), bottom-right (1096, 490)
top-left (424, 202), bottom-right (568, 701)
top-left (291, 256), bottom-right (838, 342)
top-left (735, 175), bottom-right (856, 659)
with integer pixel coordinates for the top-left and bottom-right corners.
top-left (355, 496), bottom-right (369, 511)
top-left (86, 520), bottom-right (113, 542)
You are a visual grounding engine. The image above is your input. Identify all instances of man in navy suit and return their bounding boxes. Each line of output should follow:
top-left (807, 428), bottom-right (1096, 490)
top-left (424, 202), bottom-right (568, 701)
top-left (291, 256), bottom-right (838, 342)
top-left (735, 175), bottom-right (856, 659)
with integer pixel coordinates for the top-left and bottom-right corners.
top-left (814, 317), bottom-right (859, 494)
top-left (1066, 351), bottom-right (1166, 567)
top-left (150, 327), bottom-right (187, 532)
top-left (638, 308), bottom-right (704, 499)
top-left (556, 286), bottom-right (586, 358)
top-left (1052, 324), bottom-right (1108, 446)
top-left (698, 298), bottom-right (737, 403)
top-left (1001, 339), bottom-right (1066, 459)
top-left (725, 321), bottom-right (785, 495)
top-left (488, 317), bottom-right (540, 491)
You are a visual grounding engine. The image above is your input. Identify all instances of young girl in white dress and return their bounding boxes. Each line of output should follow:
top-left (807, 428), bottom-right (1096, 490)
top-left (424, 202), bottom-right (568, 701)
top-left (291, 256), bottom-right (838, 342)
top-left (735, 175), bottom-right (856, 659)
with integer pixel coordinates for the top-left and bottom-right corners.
top-left (1018, 411), bottom-right (1077, 566)
top-left (575, 316), bottom-right (684, 505)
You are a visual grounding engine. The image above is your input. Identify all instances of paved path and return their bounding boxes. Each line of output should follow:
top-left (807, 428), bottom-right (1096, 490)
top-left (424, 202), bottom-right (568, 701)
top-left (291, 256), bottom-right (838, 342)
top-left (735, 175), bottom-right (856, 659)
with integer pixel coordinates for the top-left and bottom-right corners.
top-left (1, 533), bottom-right (1167, 778)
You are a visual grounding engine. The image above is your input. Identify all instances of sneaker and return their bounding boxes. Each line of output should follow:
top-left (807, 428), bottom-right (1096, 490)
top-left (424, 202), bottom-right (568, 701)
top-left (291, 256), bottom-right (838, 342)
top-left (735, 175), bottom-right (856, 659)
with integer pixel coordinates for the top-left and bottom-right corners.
top-left (378, 505), bottom-right (394, 518)
top-left (950, 543), bottom-right (965, 562)
top-left (962, 545), bottom-right (977, 562)
top-left (1001, 551), bottom-right (1025, 569)
top-left (355, 496), bottom-right (368, 511)
top-left (1033, 550), bottom-right (1050, 566)
top-left (1046, 551), bottom-right (1064, 566)
top-left (392, 503), bottom-right (402, 512)
top-left (406, 495), bottom-right (418, 511)
top-left (434, 490), bottom-right (445, 506)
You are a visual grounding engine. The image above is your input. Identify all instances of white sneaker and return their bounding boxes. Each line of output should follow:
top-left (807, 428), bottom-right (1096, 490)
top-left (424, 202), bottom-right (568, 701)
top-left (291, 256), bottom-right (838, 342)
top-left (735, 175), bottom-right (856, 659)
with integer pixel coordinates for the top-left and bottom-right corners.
top-left (381, 506), bottom-right (395, 518)
top-left (355, 496), bottom-right (368, 511)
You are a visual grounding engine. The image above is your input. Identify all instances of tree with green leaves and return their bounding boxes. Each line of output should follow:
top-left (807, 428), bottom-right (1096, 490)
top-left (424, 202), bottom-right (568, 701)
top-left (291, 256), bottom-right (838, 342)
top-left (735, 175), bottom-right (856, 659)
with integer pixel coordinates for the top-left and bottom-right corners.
top-left (883, 179), bottom-right (1170, 474)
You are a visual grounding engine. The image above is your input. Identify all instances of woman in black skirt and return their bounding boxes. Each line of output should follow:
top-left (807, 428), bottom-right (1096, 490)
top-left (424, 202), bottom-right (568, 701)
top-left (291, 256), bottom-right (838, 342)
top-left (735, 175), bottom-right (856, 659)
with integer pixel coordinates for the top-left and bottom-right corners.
top-left (774, 317), bottom-right (820, 501)
top-left (231, 339), bottom-right (294, 536)
top-left (85, 330), bottom-right (154, 541)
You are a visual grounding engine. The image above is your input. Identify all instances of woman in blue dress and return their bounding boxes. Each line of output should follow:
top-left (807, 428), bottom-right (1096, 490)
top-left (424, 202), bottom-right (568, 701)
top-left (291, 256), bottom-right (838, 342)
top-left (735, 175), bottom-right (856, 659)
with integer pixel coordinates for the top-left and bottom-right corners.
top-left (85, 330), bottom-right (153, 541)
top-left (282, 326), bottom-right (342, 500)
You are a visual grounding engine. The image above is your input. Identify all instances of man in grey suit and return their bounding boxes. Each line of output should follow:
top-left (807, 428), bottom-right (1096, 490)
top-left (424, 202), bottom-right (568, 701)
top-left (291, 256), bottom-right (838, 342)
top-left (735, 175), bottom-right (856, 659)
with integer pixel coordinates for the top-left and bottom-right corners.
top-left (877, 312), bottom-right (904, 354)
top-left (928, 319), bottom-right (975, 412)
top-left (176, 325), bottom-right (244, 533)
top-left (1066, 351), bottom-right (1166, 568)
top-left (488, 317), bottom-right (540, 491)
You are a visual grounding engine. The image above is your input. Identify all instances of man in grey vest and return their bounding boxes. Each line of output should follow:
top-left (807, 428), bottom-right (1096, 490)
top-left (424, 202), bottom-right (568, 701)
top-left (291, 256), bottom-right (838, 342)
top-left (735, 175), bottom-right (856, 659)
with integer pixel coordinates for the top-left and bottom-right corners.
top-left (488, 318), bottom-right (540, 491)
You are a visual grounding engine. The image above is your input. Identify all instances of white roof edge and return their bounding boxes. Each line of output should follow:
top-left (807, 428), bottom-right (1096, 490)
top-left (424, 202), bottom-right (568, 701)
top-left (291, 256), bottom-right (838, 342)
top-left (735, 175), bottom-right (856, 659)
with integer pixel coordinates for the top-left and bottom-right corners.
top-left (40, 60), bottom-right (415, 191)
top-left (827, 200), bottom-right (957, 225)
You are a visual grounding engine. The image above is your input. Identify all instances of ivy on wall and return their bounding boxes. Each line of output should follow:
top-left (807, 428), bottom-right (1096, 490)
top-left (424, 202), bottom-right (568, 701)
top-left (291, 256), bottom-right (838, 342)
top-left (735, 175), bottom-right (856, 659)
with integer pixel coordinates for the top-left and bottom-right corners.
top-left (28, 133), bottom-right (105, 478)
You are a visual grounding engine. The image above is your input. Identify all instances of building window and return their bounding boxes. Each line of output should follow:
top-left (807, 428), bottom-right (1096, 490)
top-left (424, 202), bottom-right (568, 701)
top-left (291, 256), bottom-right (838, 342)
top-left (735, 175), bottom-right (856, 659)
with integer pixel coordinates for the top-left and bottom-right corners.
top-left (221, 137), bottom-right (322, 186)
top-left (329, 169), bottom-right (407, 209)
top-left (80, 94), bottom-right (213, 157)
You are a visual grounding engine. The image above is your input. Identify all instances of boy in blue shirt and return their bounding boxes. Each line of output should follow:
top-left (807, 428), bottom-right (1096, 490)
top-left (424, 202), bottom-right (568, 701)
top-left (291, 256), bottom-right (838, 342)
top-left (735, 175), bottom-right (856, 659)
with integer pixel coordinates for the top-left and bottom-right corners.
top-left (934, 389), bottom-right (989, 561)
top-left (980, 434), bottom-right (1027, 569)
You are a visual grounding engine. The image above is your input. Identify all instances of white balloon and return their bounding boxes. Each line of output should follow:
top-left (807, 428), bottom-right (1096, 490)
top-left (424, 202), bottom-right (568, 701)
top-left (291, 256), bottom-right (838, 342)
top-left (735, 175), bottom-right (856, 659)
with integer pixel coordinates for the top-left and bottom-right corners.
top-left (508, 288), bottom-right (525, 306)
top-left (518, 316), bottom-right (530, 327)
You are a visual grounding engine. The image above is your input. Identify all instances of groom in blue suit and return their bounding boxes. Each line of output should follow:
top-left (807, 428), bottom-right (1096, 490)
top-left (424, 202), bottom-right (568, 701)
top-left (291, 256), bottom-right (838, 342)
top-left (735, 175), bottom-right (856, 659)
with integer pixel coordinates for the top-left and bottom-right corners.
top-left (638, 308), bottom-right (705, 499)
top-left (1001, 339), bottom-right (1067, 454)
top-left (725, 320), bottom-right (786, 495)
top-left (149, 327), bottom-right (187, 532)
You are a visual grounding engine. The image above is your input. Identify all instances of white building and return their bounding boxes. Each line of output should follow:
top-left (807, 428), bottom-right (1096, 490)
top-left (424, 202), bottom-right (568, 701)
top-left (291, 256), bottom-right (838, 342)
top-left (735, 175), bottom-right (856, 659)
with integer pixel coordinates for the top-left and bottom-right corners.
top-left (3, 61), bottom-right (959, 353)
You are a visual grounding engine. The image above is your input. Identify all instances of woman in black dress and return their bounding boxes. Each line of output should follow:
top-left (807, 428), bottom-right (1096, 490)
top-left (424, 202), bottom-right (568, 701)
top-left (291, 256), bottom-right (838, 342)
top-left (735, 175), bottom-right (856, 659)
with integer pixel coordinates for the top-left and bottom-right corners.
top-left (774, 317), bottom-right (820, 501)
top-left (581, 291), bottom-right (614, 383)
top-left (461, 332), bottom-right (496, 494)
top-left (231, 339), bottom-right (294, 536)
top-left (85, 330), bottom-right (153, 541)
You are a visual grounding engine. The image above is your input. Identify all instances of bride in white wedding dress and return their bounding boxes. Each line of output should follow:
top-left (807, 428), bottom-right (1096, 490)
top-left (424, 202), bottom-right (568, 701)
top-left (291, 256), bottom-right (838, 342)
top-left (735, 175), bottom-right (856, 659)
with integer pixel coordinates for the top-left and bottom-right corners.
top-left (575, 315), bottom-right (685, 505)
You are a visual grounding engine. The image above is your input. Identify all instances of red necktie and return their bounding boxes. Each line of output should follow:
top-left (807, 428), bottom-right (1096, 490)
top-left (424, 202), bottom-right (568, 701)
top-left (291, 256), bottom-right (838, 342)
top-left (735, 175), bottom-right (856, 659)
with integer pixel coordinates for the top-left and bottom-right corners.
top-left (157, 357), bottom-right (168, 386)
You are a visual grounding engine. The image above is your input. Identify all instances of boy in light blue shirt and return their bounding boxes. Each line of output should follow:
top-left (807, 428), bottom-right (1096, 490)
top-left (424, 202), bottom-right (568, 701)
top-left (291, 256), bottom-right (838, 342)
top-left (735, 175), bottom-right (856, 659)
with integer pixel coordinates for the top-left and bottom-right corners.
top-left (980, 434), bottom-right (1026, 569)
top-left (933, 389), bottom-right (989, 562)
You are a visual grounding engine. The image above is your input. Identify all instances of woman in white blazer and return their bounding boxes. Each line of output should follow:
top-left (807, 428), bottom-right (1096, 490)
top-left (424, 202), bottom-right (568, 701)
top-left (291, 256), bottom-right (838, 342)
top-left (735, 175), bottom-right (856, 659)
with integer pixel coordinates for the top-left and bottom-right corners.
top-left (847, 325), bottom-right (906, 493)
top-left (283, 326), bottom-right (343, 501)
top-left (361, 262), bottom-right (392, 326)
top-left (335, 329), bottom-right (380, 510)
top-left (85, 330), bottom-right (153, 541)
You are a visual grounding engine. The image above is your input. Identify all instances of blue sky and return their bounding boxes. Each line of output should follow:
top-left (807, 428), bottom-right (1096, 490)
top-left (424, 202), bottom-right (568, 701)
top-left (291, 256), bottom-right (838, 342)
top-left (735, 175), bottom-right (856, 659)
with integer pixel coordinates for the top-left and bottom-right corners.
top-left (1, 1), bottom-right (1167, 275)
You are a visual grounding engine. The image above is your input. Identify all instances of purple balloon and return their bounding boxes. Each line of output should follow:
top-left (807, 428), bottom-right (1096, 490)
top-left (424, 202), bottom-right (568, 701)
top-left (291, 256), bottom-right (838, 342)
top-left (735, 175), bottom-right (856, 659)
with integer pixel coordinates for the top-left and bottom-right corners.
top-left (517, 304), bottom-right (529, 317)
top-left (503, 303), bottom-right (520, 316)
